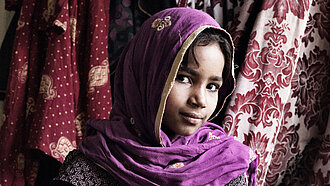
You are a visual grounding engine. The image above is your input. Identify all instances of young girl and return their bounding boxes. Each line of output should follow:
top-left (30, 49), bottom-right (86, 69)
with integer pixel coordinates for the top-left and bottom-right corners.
top-left (54, 8), bottom-right (257, 185)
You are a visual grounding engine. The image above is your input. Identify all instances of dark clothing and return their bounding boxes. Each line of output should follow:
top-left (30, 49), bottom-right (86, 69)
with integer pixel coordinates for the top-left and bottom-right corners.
top-left (54, 150), bottom-right (248, 186)
top-left (53, 150), bottom-right (121, 186)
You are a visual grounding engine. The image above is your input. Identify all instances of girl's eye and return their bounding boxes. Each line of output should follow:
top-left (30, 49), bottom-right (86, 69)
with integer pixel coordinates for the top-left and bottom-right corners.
top-left (207, 83), bottom-right (220, 92)
top-left (176, 74), bottom-right (190, 83)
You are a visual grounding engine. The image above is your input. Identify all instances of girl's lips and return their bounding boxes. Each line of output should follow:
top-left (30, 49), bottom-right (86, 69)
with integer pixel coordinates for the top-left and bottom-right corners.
top-left (180, 112), bottom-right (203, 125)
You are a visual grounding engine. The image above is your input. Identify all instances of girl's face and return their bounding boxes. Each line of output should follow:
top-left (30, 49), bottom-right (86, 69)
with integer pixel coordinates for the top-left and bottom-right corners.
top-left (163, 41), bottom-right (225, 136)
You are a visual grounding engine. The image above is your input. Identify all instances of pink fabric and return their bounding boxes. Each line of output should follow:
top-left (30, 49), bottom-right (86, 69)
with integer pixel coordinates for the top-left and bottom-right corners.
top-left (180, 0), bottom-right (330, 185)
top-left (0, 0), bottom-right (112, 185)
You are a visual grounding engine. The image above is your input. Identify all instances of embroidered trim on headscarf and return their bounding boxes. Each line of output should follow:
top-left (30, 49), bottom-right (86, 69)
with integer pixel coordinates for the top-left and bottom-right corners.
top-left (152, 16), bottom-right (171, 31)
top-left (154, 26), bottom-right (218, 146)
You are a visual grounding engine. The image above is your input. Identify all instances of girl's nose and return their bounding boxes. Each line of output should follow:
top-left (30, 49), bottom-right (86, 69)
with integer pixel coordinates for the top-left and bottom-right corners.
top-left (189, 86), bottom-right (207, 108)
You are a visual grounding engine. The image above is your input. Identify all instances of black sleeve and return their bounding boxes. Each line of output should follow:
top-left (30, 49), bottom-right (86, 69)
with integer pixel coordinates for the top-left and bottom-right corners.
top-left (52, 150), bottom-right (122, 186)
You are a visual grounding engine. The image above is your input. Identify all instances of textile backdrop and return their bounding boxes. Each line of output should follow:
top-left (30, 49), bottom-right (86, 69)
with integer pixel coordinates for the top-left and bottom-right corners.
top-left (0, 0), bottom-right (112, 185)
top-left (1, 0), bottom-right (329, 185)
top-left (178, 0), bottom-right (330, 185)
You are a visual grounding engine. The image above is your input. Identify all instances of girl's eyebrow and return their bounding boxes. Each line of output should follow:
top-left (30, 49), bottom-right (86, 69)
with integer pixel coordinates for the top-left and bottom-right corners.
top-left (210, 76), bottom-right (223, 82)
top-left (179, 65), bottom-right (198, 76)
top-left (179, 65), bottom-right (223, 82)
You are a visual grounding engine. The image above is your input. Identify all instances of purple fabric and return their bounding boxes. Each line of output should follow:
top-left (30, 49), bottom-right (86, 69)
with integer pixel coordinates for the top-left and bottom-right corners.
top-left (79, 8), bottom-right (257, 185)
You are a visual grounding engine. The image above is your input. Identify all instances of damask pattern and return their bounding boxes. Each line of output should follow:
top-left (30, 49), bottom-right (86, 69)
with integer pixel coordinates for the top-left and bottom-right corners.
top-left (291, 47), bottom-right (330, 130)
top-left (180, 0), bottom-right (330, 185)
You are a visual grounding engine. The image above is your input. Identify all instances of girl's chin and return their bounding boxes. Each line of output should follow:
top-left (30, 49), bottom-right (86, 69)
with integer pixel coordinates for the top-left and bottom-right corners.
top-left (161, 124), bottom-right (199, 137)
top-left (176, 128), bottom-right (198, 136)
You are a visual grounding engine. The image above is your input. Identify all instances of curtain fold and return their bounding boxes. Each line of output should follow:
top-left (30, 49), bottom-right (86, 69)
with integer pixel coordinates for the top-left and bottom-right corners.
top-left (179, 0), bottom-right (330, 185)
top-left (0, 0), bottom-right (112, 185)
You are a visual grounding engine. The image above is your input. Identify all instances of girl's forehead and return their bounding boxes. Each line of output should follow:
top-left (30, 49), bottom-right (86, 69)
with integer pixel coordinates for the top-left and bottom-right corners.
top-left (181, 42), bottom-right (224, 71)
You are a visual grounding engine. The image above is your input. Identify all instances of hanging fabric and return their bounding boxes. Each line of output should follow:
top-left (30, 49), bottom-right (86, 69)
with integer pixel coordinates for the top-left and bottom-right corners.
top-left (0, 10), bottom-right (19, 102)
top-left (108, 0), bottom-right (177, 89)
top-left (0, 0), bottom-right (112, 185)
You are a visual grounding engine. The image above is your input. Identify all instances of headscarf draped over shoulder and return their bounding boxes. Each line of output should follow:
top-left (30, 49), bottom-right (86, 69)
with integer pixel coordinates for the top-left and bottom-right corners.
top-left (80, 8), bottom-right (257, 185)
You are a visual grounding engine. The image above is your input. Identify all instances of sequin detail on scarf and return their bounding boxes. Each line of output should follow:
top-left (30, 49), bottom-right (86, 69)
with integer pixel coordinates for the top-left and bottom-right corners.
top-left (170, 162), bottom-right (184, 169)
top-left (208, 132), bottom-right (221, 141)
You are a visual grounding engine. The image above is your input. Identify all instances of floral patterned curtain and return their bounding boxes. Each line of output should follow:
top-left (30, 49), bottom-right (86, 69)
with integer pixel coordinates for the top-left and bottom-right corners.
top-left (0, 0), bottom-right (112, 185)
top-left (178, 0), bottom-right (330, 185)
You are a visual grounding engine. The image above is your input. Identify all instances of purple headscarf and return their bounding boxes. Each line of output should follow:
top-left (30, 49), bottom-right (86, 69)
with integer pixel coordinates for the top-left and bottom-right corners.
top-left (79, 8), bottom-right (257, 185)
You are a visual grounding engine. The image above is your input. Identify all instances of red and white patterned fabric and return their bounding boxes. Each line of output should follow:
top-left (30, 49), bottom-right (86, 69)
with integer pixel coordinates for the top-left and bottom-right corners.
top-left (0, 0), bottom-right (112, 185)
top-left (178, 0), bottom-right (330, 185)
